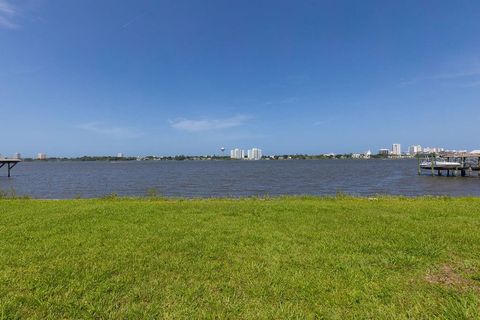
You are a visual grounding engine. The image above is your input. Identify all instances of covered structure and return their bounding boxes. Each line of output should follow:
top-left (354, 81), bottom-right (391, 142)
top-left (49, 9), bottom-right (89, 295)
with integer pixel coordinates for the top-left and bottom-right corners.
top-left (0, 159), bottom-right (21, 177)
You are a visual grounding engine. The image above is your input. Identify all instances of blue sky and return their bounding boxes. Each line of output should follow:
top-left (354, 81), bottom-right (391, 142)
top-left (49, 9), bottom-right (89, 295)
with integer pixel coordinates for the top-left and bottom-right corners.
top-left (1, 0), bottom-right (480, 157)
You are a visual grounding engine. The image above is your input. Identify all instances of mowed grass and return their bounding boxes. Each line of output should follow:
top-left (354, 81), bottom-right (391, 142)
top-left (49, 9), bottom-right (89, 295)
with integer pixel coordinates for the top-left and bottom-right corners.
top-left (1, 197), bottom-right (480, 319)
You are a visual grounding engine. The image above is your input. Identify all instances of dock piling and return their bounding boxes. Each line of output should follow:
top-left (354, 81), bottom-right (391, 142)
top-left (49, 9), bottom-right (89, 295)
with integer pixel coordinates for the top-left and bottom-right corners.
top-left (431, 155), bottom-right (435, 176)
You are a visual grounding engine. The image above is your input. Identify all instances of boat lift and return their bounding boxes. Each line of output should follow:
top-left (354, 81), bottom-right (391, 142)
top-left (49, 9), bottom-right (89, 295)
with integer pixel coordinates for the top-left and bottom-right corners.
top-left (418, 152), bottom-right (480, 177)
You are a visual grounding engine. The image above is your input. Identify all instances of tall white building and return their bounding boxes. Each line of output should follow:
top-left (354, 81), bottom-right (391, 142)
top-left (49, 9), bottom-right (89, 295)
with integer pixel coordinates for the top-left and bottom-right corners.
top-left (408, 145), bottom-right (422, 155)
top-left (392, 143), bottom-right (401, 156)
top-left (13, 153), bottom-right (21, 159)
top-left (37, 153), bottom-right (47, 160)
top-left (247, 148), bottom-right (262, 160)
top-left (230, 148), bottom-right (244, 160)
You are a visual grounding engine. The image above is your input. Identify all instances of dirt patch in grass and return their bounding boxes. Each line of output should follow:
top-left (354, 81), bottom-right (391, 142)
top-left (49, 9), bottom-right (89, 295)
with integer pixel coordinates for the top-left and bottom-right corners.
top-left (426, 265), bottom-right (480, 290)
top-left (426, 265), bottom-right (466, 286)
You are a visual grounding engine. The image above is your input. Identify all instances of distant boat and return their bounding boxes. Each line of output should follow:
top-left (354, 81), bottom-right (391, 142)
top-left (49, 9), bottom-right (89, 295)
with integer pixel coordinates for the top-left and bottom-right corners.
top-left (420, 160), bottom-right (461, 169)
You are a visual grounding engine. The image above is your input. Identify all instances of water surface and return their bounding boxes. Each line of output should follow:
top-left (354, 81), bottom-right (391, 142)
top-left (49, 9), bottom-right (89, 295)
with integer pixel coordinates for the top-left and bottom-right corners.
top-left (1, 159), bottom-right (479, 199)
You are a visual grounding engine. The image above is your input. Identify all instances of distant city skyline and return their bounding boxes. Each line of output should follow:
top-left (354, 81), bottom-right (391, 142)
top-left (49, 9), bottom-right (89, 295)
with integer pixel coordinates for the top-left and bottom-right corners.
top-left (4, 142), bottom-right (477, 159)
top-left (1, 1), bottom-right (480, 156)
top-left (230, 148), bottom-right (263, 160)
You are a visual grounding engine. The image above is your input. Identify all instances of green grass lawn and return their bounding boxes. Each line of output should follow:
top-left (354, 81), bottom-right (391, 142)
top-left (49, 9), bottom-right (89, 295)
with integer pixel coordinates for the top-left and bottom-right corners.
top-left (1, 197), bottom-right (480, 319)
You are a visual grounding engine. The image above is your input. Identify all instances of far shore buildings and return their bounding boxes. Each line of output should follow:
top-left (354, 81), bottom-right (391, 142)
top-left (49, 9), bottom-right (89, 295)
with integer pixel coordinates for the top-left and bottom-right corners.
top-left (230, 148), bottom-right (262, 160)
top-left (422, 147), bottom-right (444, 154)
top-left (352, 150), bottom-right (371, 159)
top-left (230, 148), bottom-right (244, 160)
top-left (37, 153), bottom-right (47, 160)
top-left (376, 143), bottom-right (460, 157)
top-left (409, 145), bottom-right (422, 155)
top-left (392, 143), bottom-right (401, 156)
top-left (0, 153), bottom-right (21, 159)
top-left (247, 148), bottom-right (262, 160)
top-left (409, 145), bottom-right (447, 154)
top-left (378, 148), bottom-right (390, 156)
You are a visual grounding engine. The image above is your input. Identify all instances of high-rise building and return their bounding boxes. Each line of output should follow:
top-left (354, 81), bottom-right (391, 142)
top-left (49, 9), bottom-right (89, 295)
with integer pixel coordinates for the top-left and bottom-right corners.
top-left (37, 153), bottom-right (47, 160)
top-left (230, 148), bottom-right (244, 160)
top-left (408, 145), bottom-right (422, 155)
top-left (117, 153), bottom-right (124, 158)
top-left (392, 143), bottom-right (401, 156)
top-left (13, 153), bottom-right (21, 159)
top-left (247, 148), bottom-right (262, 160)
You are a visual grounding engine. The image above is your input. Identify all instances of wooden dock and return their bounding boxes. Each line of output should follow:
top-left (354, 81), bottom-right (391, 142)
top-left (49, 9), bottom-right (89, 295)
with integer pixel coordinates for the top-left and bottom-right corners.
top-left (418, 152), bottom-right (480, 177)
top-left (0, 159), bottom-right (21, 177)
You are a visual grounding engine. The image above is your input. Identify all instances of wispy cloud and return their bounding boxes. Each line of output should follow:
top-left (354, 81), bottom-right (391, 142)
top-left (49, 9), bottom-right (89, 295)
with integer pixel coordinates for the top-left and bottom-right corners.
top-left (455, 80), bottom-right (480, 88)
top-left (269, 74), bottom-right (311, 89)
top-left (264, 97), bottom-right (300, 106)
top-left (0, 66), bottom-right (44, 77)
top-left (170, 115), bottom-right (250, 132)
top-left (400, 70), bottom-right (480, 86)
top-left (78, 122), bottom-right (144, 139)
top-left (0, 0), bottom-right (18, 29)
top-left (314, 115), bottom-right (338, 126)
top-left (121, 11), bottom-right (149, 29)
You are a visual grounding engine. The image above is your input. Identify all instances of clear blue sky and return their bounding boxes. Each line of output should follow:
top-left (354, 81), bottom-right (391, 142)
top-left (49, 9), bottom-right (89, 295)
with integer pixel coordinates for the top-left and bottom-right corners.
top-left (1, 0), bottom-right (480, 157)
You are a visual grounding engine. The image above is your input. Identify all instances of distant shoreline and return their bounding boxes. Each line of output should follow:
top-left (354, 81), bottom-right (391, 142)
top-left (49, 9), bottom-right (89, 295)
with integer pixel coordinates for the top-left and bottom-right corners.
top-left (20, 156), bottom-right (416, 162)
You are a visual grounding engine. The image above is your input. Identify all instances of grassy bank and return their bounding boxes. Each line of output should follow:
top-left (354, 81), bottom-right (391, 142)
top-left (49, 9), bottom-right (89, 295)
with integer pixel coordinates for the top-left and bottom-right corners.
top-left (1, 197), bottom-right (480, 319)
